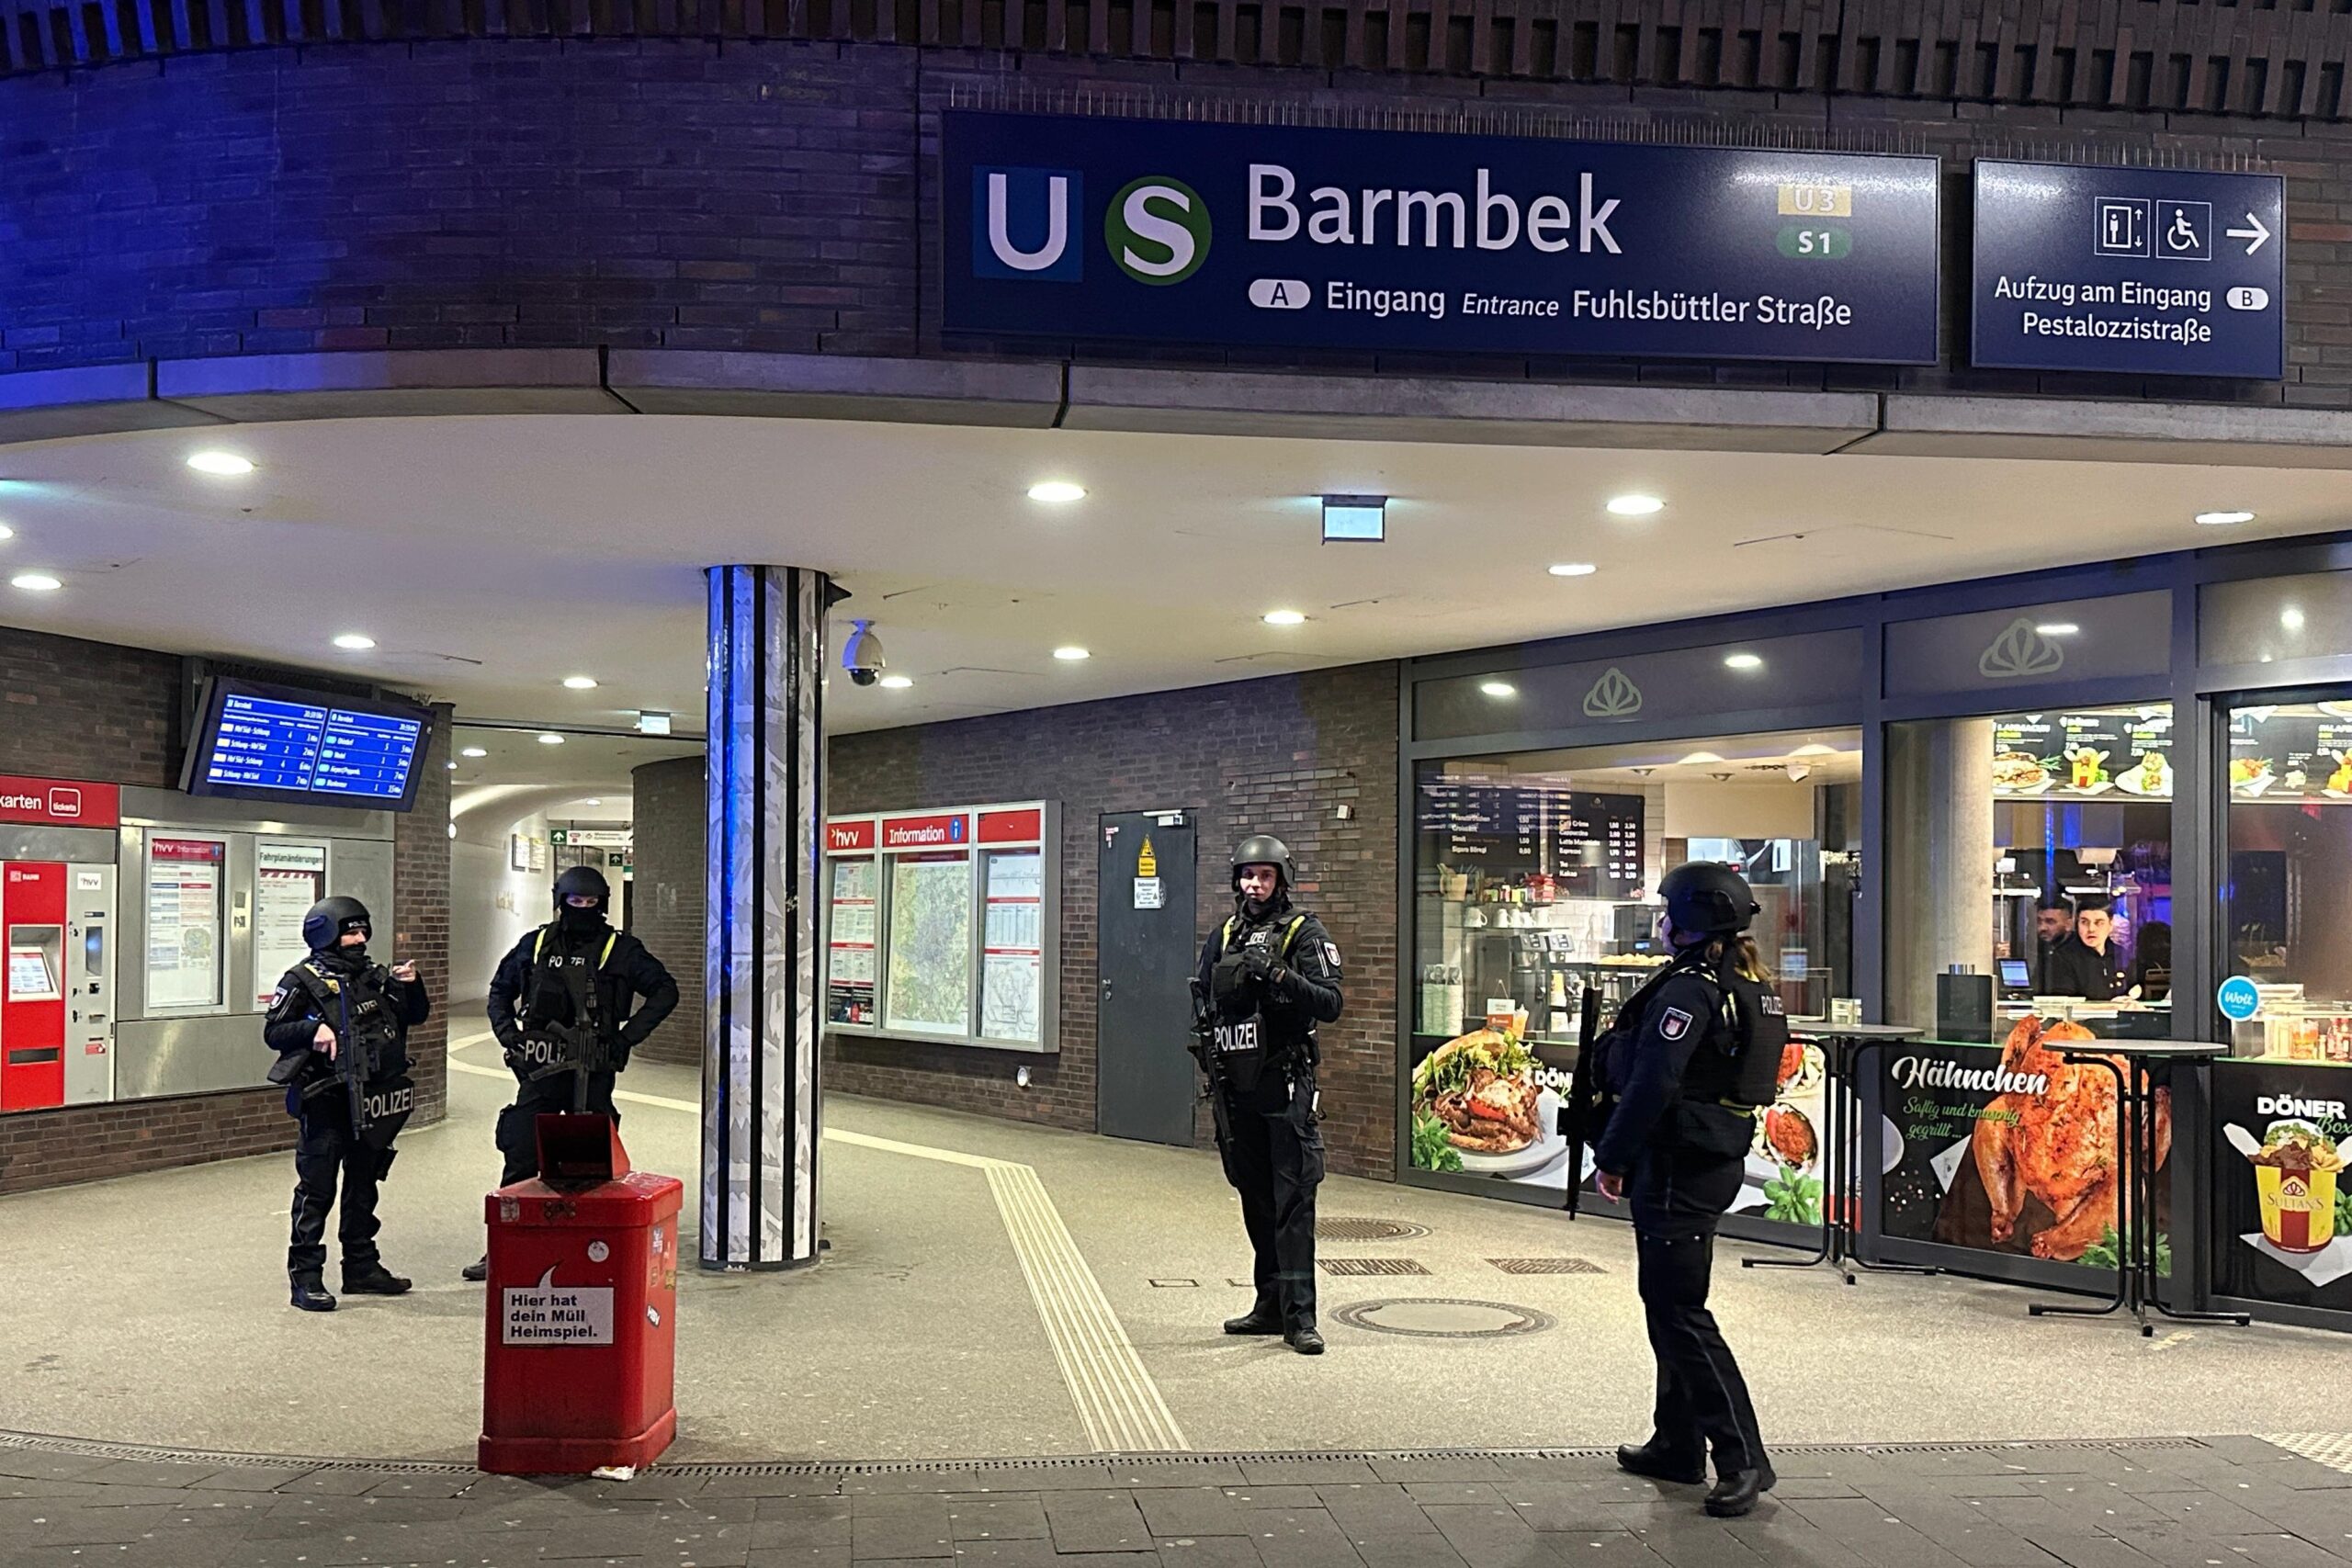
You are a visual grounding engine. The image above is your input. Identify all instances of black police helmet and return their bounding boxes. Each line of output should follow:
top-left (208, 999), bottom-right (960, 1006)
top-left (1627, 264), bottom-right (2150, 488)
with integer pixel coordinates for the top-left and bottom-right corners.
top-left (302, 896), bottom-right (372, 953)
top-left (1230, 834), bottom-right (1296, 893)
top-left (1658, 862), bottom-right (1759, 938)
top-left (553, 863), bottom-right (611, 916)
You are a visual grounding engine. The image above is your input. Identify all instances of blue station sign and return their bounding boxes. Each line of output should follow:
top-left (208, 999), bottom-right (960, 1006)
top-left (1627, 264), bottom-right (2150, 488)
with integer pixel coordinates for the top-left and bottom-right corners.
top-left (1972, 160), bottom-right (2286, 378)
top-left (942, 112), bottom-right (1943, 366)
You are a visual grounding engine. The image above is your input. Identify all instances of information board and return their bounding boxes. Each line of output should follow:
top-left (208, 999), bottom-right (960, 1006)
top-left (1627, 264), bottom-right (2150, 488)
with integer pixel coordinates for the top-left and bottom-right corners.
top-left (1973, 160), bottom-right (2285, 378)
top-left (182, 678), bottom-right (431, 811)
top-left (253, 842), bottom-right (328, 1008)
top-left (944, 112), bottom-right (1942, 365)
top-left (145, 837), bottom-right (223, 1011)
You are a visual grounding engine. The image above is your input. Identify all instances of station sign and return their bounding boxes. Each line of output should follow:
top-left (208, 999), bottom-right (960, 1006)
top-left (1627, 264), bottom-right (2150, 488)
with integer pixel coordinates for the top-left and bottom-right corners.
top-left (1972, 160), bottom-right (2286, 378)
top-left (0, 775), bottom-right (119, 829)
top-left (943, 112), bottom-right (1942, 366)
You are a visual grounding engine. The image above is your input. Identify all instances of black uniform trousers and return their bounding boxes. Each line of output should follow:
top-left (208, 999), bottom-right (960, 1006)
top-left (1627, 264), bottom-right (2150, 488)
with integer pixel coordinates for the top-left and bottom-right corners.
top-left (1213, 1065), bottom-right (1325, 1329)
top-left (497, 1069), bottom-right (621, 1186)
top-left (1629, 1146), bottom-right (1769, 1476)
top-left (288, 1099), bottom-right (392, 1279)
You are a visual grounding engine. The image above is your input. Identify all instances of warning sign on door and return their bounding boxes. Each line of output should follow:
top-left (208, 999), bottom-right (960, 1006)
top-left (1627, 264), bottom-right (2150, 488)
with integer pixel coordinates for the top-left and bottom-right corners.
top-left (502, 1267), bottom-right (615, 1346)
top-left (1137, 836), bottom-right (1158, 878)
top-left (1134, 877), bottom-right (1164, 909)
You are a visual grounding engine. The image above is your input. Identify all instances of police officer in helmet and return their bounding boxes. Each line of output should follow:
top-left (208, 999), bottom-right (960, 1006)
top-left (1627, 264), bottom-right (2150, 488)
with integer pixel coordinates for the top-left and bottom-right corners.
top-left (1591, 862), bottom-right (1781, 1517)
top-left (461, 864), bottom-right (677, 1282)
top-left (262, 896), bottom-right (431, 1312)
top-left (1194, 834), bottom-right (1344, 1355)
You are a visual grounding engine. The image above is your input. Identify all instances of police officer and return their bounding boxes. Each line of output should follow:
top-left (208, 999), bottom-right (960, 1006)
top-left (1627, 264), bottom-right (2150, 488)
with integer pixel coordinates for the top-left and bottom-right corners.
top-left (1591, 863), bottom-right (1781, 1517)
top-left (262, 896), bottom-right (430, 1313)
top-left (462, 864), bottom-right (677, 1281)
top-left (1194, 834), bottom-right (1343, 1355)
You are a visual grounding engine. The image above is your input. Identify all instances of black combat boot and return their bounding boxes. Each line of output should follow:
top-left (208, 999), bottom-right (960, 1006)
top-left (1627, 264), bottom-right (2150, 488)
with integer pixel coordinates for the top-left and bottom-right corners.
top-left (1284, 1323), bottom-right (1326, 1355)
top-left (460, 1255), bottom-right (489, 1283)
top-left (1223, 1304), bottom-right (1283, 1336)
top-left (1616, 1442), bottom-right (1706, 1486)
top-left (290, 1273), bottom-right (337, 1313)
top-left (1704, 1466), bottom-right (1777, 1517)
top-left (342, 1262), bottom-right (413, 1295)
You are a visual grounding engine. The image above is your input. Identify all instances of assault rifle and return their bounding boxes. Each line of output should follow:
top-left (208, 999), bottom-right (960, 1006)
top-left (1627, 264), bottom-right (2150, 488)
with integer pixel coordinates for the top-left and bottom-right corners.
top-left (1560, 984), bottom-right (1602, 1218)
top-left (1187, 976), bottom-right (1217, 1095)
top-left (526, 1021), bottom-right (613, 1113)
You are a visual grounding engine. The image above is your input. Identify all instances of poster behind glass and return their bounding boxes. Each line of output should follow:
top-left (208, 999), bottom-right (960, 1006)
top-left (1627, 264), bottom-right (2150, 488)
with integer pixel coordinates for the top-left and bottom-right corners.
top-left (980, 850), bottom-right (1044, 1044)
top-left (885, 852), bottom-right (974, 1034)
top-left (146, 837), bottom-right (225, 1010)
top-left (827, 855), bottom-right (878, 1025)
top-left (253, 842), bottom-right (327, 1007)
top-left (2211, 1060), bottom-right (2352, 1312)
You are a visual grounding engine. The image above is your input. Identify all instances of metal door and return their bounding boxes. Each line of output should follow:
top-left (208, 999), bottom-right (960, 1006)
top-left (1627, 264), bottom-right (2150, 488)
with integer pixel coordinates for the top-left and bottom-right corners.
top-left (1096, 811), bottom-right (1199, 1146)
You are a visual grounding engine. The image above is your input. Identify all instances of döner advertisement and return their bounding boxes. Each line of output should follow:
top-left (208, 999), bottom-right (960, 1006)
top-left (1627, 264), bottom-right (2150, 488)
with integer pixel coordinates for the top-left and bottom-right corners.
top-left (2211, 1063), bottom-right (2352, 1313)
top-left (944, 112), bottom-right (1941, 365)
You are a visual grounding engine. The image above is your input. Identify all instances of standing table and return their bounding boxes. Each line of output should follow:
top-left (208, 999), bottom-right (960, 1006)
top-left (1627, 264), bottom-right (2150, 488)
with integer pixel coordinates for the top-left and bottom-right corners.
top-left (1746, 1024), bottom-right (1936, 1286)
top-left (2030, 1041), bottom-right (2250, 1337)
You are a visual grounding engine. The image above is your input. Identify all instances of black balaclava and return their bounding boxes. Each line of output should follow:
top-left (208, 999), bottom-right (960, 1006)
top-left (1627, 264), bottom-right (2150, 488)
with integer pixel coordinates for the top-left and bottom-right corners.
top-left (553, 864), bottom-right (612, 937)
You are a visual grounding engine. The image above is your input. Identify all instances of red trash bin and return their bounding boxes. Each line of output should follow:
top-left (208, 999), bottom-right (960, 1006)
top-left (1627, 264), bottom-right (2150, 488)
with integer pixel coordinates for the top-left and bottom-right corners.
top-left (480, 1114), bottom-right (683, 1474)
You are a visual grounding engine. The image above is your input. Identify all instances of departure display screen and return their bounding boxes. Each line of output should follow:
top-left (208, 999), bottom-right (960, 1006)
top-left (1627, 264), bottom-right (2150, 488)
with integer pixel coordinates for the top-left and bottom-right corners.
top-left (179, 677), bottom-right (433, 812)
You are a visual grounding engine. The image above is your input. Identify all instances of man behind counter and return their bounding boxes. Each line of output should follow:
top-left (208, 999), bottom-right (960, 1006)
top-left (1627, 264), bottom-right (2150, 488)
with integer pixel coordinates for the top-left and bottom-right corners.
top-left (2041, 900), bottom-right (2127, 1001)
top-left (2031, 898), bottom-right (2075, 988)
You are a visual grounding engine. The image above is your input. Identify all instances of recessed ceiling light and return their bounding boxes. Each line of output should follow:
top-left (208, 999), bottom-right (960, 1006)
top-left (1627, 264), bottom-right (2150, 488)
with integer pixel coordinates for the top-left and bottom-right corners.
top-left (1548, 562), bottom-right (1599, 578)
top-left (0, 523), bottom-right (13, 540)
top-left (2282, 607), bottom-right (2307, 632)
top-left (582, 798), bottom-right (603, 807)
top-left (537, 732), bottom-right (565, 745)
top-left (1053, 647), bottom-right (1091, 661)
top-left (562, 675), bottom-right (599, 690)
top-left (1263, 610), bottom-right (1307, 626)
top-left (878, 674), bottom-right (914, 690)
top-left (1679, 751), bottom-right (1725, 764)
top-left (187, 450), bottom-right (254, 476)
top-left (1479, 681), bottom-right (1517, 698)
top-left (445, 761), bottom-right (458, 770)
top-left (460, 746), bottom-right (487, 758)
top-left (1027, 481), bottom-right (1086, 504)
top-left (2196, 510), bottom-right (2255, 526)
top-left (9, 572), bottom-right (60, 592)
top-left (1790, 743), bottom-right (1839, 758)
top-left (2033, 623), bottom-right (2080, 637)
top-left (1724, 652), bottom-right (1764, 671)
top-left (1607, 493), bottom-right (1665, 516)
top-left (333, 633), bottom-right (376, 650)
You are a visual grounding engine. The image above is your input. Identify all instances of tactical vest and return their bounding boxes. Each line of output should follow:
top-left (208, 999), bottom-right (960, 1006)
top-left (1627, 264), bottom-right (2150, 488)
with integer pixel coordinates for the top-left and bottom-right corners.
top-left (289, 958), bottom-right (414, 1146)
top-left (1670, 964), bottom-right (1791, 1114)
top-left (510, 927), bottom-right (620, 1073)
top-left (1209, 914), bottom-right (1308, 1093)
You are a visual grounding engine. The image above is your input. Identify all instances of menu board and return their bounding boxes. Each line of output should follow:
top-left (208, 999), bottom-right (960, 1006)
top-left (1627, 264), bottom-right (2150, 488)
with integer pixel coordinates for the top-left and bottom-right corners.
top-left (2211, 1060), bottom-right (2352, 1312)
top-left (826, 856), bottom-right (877, 1025)
top-left (885, 853), bottom-right (975, 1034)
top-left (2227, 706), bottom-right (2352, 802)
top-left (1992, 707), bottom-right (2176, 799)
top-left (146, 837), bottom-right (224, 1010)
top-left (1419, 776), bottom-right (1645, 897)
top-left (1878, 1022), bottom-right (2170, 1273)
top-left (253, 842), bottom-right (327, 1007)
top-left (198, 691), bottom-right (425, 804)
top-left (980, 850), bottom-right (1044, 1043)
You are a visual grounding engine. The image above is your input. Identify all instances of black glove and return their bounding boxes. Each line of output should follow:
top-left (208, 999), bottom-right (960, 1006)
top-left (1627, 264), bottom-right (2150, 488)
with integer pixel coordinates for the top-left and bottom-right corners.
top-left (1241, 947), bottom-right (1276, 987)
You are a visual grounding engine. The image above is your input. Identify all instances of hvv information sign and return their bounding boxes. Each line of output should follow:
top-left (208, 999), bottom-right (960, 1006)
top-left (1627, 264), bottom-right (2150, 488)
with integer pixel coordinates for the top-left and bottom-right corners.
top-left (943, 112), bottom-right (1942, 365)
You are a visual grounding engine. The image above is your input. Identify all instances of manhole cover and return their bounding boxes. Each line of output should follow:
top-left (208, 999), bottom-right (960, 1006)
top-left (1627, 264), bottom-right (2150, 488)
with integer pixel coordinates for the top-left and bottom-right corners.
top-left (1330, 1298), bottom-right (1557, 1339)
top-left (1318, 1218), bottom-right (1430, 1242)
top-left (1319, 1258), bottom-right (1431, 1277)
top-left (1487, 1258), bottom-right (1606, 1275)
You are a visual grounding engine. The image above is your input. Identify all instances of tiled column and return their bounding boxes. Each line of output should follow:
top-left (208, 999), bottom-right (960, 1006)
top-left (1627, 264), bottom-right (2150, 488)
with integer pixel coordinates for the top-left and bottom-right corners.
top-left (702, 565), bottom-right (831, 1271)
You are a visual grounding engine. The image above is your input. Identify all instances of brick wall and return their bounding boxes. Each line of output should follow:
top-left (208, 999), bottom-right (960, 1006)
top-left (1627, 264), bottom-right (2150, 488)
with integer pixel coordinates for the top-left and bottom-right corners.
top-left (5, 41), bottom-right (2352, 406)
top-left (0, 626), bottom-right (180, 784)
top-left (0, 1087), bottom-right (289, 1191)
top-left (827, 663), bottom-right (1402, 1180)
top-left (392, 705), bottom-right (454, 1126)
top-left (628, 754), bottom-right (706, 1067)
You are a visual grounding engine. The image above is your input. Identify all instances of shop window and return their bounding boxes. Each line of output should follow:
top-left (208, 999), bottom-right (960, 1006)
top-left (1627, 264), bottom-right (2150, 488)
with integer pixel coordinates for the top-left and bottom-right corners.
top-left (2220, 696), bottom-right (2352, 1063)
top-left (2201, 570), bottom-right (2352, 669)
top-left (1413, 628), bottom-right (1864, 743)
top-left (1408, 728), bottom-right (1860, 1213)
top-left (1883, 703), bottom-right (2175, 1043)
top-left (1883, 592), bottom-right (2171, 698)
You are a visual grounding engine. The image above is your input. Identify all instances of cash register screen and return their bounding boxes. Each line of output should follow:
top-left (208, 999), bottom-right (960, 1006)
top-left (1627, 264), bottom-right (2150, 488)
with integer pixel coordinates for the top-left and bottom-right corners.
top-left (1997, 958), bottom-right (2030, 988)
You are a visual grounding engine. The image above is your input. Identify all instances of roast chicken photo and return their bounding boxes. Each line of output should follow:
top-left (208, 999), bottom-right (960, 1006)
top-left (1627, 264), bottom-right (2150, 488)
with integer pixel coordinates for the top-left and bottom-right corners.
top-left (1971, 1016), bottom-right (2171, 1261)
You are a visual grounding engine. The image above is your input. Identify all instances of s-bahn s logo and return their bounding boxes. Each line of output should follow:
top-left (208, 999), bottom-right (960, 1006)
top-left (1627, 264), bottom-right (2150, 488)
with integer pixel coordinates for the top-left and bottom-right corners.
top-left (1582, 667), bottom-right (1643, 720)
top-left (975, 167), bottom-right (1082, 281)
top-left (1105, 176), bottom-right (1211, 286)
top-left (1978, 617), bottom-right (2066, 680)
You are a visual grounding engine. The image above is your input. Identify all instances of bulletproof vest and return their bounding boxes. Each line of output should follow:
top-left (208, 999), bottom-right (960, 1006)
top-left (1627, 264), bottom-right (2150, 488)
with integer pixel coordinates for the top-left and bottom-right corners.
top-left (513, 927), bottom-right (620, 1070)
top-left (1676, 964), bottom-right (1790, 1110)
top-left (298, 958), bottom-right (401, 1085)
top-left (1209, 913), bottom-right (1309, 1091)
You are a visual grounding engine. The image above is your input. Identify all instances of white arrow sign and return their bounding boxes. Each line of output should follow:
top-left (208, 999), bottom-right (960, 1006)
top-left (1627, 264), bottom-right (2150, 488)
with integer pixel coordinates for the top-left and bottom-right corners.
top-left (2226, 211), bottom-right (2271, 254)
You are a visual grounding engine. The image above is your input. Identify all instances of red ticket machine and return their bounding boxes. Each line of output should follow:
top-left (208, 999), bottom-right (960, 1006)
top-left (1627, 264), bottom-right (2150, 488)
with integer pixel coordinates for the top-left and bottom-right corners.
top-left (480, 1116), bottom-right (682, 1474)
top-left (1, 862), bottom-right (66, 1111)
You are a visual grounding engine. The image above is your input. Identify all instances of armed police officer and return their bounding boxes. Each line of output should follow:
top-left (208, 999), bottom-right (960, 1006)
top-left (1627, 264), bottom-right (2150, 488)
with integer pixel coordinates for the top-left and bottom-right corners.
top-left (1589, 863), bottom-right (1781, 1517)
top-left (1193, 835), bottom-right (1344, 1356)
top-left (263, 896), bottom-right (430, 1313)
top-left (463, 864), bottom-right (676, 1281)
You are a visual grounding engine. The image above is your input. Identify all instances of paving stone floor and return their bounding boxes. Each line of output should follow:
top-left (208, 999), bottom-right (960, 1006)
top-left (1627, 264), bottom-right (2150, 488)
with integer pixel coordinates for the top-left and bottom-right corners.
top-left (5, 1436), bottom-right (2352, 1568)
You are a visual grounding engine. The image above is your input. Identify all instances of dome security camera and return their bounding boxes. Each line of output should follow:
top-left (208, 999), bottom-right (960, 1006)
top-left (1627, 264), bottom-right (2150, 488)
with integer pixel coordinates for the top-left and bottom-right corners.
top-left (842, 619), bottom-right (888, 687)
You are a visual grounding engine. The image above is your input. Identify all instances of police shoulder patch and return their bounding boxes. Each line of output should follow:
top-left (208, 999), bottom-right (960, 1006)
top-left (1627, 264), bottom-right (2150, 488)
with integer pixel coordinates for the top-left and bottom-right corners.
top-left (1658, 1007), bottom-right (1694, 1041)
top-left (1323, 941), bottom-right (1342, 968)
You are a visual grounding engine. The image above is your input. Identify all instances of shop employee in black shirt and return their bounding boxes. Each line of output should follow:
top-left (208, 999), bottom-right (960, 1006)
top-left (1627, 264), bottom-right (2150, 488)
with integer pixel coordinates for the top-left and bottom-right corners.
top-left (2042, 900), bottom-right (2126, 1001)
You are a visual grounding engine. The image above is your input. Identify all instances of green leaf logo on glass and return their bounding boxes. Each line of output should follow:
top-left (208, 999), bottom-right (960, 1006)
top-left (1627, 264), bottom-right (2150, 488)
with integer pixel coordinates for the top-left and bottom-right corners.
top-left (1106, 176), bottom-right (1211, 286)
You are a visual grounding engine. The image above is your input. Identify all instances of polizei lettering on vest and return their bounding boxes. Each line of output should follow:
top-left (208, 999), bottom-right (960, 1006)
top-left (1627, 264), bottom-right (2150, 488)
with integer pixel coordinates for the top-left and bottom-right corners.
top-left (1249, 165), bottom-right (1621, 254)
top-left (1888, 1055), bottom-right (2052, 1098)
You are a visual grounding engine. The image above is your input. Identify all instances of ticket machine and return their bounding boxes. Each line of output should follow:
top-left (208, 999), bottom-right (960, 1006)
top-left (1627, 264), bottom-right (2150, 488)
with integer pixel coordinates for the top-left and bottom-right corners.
top-left (0, 860), bottom-right (115, 1110)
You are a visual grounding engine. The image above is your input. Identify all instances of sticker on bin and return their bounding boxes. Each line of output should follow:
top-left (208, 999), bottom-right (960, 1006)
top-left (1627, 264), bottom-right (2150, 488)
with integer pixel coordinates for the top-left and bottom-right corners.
top-left (502, 1267), bottom-right (616, 1347)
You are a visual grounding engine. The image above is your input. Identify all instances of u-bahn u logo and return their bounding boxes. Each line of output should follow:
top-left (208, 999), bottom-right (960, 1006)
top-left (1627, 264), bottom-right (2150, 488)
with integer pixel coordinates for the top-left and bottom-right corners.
top-left (975, 167), bottom-right (1083, 282)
